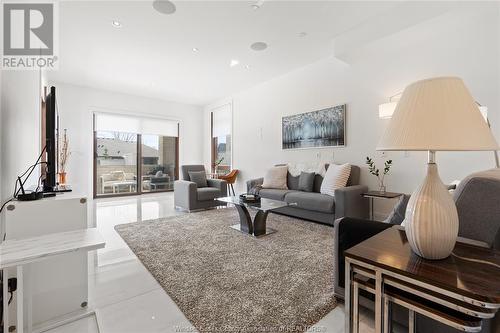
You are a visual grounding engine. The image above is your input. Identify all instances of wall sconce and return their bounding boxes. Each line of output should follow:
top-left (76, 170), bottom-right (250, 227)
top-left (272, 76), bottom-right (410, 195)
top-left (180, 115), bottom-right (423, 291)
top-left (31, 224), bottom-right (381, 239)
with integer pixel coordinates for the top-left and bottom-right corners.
top-left (378, 93), bottom-right (402, 119)
top-left (378, 102), bottom-right (398, 119)
top-left (478, 105), bottom-right (488, 122)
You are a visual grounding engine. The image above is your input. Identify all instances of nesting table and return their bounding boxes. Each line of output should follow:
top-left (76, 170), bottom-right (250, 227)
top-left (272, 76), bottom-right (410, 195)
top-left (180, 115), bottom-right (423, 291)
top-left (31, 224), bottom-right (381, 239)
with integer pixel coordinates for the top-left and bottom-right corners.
top-left (344, 228), bottom-right (500, 333)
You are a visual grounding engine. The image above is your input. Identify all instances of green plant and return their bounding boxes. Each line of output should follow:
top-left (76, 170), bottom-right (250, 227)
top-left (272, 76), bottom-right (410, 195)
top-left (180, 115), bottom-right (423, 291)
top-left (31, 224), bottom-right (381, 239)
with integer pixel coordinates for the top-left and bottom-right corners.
top-left (214, 156), bottom-right (224, 167)
top-left (366, 156), bottom-right (393, 189)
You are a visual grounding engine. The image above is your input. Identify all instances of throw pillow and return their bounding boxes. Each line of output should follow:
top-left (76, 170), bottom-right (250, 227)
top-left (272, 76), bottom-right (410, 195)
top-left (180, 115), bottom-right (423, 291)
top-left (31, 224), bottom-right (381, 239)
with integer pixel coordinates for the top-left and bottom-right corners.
top-left (189, 171), bottom-right (208, 188)
top-left (320, 163), bottom-right (351, 196)
top-left (262, 166), bottom-right (288, 189)
top-left (384, 195), bottom-right (410, 225)
top-left (298, 171), bottom-right (315, 192)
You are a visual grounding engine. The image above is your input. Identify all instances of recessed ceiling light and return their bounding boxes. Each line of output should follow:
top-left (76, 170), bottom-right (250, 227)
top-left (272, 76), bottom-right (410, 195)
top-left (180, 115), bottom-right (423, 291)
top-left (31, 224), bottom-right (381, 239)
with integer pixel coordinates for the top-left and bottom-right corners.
top-left (153, 0), bottom-right (176, 15)
top-left (298, 32), bottom-right (308, 38)
top-left (250, 42), bottom-right (268, 51)
top-left (192, 47), bottom-right (199, 52)
top-left (111, 20), bottom-right (122, 28)
top-left (230, 59), bottom-right (240, 67)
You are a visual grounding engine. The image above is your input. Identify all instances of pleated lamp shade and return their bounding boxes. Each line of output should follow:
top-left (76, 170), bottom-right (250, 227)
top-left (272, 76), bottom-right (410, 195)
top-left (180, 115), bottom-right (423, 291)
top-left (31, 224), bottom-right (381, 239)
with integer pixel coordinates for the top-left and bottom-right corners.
top-left (377, 77), bottom-right (499, 151)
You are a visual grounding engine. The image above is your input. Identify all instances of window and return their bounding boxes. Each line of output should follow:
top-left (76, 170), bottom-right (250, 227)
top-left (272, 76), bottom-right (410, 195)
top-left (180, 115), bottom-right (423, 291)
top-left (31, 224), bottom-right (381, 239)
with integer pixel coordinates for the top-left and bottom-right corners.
top-left (211, 104), bottom-right (232, 175)
top-left (93, 113), bottom-right (179, 198)
top-left (141, 134), bottom-right (177, 192)
top-left (95, 131), bottom-right (138, 196)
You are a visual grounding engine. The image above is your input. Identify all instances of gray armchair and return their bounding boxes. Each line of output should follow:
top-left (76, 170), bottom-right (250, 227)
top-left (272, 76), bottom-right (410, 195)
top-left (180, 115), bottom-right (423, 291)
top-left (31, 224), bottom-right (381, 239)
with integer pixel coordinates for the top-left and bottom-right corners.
top-left (174, 165), bottom-right (227, 211)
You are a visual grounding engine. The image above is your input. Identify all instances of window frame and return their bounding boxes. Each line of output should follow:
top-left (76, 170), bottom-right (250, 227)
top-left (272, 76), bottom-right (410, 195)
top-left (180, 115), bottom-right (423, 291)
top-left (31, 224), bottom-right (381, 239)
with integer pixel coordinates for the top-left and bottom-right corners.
top-left (93, 114), bottom-right (179, 199)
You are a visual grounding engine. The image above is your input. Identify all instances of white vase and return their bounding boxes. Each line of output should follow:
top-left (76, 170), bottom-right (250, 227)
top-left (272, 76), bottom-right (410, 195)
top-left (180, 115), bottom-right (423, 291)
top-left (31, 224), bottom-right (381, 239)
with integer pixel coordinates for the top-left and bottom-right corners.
top-left (403, 162), bottom-right (459, 260)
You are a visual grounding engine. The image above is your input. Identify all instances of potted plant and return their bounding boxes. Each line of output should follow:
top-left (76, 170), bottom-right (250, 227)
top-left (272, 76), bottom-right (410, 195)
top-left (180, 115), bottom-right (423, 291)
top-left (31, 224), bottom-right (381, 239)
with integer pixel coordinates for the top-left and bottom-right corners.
top-left (214, 157), bottom-right (225, 175)
top-left (366, 156), bottom-right (393, 193)
top-left (58, 129), bottom-right (71, 185)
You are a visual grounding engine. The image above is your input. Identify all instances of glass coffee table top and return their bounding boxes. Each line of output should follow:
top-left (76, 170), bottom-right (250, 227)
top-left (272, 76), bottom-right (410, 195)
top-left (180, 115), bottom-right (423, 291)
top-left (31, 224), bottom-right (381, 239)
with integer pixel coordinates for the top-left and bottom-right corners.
top-left (216, 196), bottom-right (293, 212)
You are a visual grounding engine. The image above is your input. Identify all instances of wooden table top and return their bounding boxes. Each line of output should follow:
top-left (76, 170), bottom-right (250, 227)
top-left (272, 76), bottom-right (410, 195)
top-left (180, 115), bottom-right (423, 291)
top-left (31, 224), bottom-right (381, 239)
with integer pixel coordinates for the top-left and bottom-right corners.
top-left (345, 228), bottom-right (500, 305)
top-left (362, 191), bottom-right (404, 199)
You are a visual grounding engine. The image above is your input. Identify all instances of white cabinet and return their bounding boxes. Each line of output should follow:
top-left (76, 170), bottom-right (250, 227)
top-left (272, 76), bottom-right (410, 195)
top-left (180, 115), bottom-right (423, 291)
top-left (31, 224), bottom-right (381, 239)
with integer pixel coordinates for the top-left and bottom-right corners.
top-left (1, 195), bottom-right (89, 329)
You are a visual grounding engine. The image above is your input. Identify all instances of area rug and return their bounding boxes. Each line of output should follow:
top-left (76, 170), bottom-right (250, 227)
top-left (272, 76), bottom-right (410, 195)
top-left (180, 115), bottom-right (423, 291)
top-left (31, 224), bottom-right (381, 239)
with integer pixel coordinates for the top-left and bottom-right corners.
top-left (114, 208), bottom-right (337, 333)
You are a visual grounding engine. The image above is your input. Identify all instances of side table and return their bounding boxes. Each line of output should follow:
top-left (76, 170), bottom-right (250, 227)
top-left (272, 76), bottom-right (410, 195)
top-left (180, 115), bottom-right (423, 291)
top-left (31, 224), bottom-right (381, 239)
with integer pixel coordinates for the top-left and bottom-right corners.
top-left (362, 191), bottom-right (404, 220)
top-left (344, 227), bottom-right (500, 333)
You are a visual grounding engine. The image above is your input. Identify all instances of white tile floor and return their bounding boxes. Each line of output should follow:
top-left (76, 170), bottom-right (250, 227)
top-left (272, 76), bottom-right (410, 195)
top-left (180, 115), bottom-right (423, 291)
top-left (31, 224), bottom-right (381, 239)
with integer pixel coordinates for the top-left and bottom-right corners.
top-left (46, 192), bottom-right (374, 333)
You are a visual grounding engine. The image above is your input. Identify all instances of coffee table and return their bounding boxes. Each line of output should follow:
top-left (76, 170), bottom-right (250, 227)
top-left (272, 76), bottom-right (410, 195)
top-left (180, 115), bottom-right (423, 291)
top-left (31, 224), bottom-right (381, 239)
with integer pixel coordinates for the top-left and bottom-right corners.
top-left (216, 196), bottom-right (295, 237)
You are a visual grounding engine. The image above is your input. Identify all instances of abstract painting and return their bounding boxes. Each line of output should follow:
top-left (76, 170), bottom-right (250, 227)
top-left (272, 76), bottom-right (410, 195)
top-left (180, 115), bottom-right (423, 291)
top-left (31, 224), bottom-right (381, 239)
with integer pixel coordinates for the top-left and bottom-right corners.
top-left (282, 104), bottom-right (346, 149)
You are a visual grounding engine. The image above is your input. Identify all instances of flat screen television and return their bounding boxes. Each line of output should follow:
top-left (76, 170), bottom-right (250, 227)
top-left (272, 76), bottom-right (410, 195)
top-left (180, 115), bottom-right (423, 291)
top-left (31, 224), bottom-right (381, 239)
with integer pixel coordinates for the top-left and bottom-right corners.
top-left (43, 86), bottom-right (57, 192)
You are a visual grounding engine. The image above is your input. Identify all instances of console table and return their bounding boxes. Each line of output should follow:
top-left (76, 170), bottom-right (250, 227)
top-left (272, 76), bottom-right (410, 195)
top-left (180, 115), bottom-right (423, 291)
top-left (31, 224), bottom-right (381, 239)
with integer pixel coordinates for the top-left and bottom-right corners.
top-left (1, 229), bottom-right (105, 333)
top-left (344, 228), bottom-right (500, 333)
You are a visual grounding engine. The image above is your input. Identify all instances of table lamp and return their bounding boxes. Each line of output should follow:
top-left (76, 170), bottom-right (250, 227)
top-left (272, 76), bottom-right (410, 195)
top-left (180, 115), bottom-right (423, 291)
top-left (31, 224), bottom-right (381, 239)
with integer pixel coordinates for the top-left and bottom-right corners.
top-left (377, 77), bottom-right (499, 259)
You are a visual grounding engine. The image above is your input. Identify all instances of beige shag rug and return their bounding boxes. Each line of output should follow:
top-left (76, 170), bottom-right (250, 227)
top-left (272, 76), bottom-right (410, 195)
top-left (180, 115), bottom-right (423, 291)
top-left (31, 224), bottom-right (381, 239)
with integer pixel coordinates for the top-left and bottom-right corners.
top-left (115, 207), bottom-right (337, 333)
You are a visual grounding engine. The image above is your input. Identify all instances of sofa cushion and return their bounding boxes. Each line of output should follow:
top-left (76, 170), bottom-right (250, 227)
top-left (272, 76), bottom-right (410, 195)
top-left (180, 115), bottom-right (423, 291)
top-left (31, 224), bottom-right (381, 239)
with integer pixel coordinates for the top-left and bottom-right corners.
top-left (320, 163), bottom-right (351, 196)
top-left (259, 189), bottom-right (294, 201)
top-left (284, 191), bottom-right (335, 214)
top-left (189, 171), bottom-right (208, 188)
top-left (298, 171), bottom-right (315, 192)
top-left (197, 187), bottom-right (221, 201)
top-left (262, 166), bottom-right (288, 189)
top-left (287, 173), bottom-right (300, 190)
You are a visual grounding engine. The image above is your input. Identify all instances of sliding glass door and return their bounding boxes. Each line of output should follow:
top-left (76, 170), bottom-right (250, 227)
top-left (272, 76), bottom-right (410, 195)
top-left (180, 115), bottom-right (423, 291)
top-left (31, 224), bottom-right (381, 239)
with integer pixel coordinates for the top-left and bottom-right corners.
top-left (141, 134), bottom-right (177, 192)
top-left (96, 130), bottom-right (138, 196)
top-left (93, 113), bottom-right (179, 198)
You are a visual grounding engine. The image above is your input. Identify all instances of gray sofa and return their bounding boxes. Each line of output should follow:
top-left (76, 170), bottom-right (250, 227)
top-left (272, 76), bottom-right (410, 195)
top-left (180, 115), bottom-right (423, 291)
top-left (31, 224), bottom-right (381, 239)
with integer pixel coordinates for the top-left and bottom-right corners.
top-left (247, 164), bottom-right (369, 225)
top-left (334, 168), bottom-right (500, 332)
top-left (174, 165), bottom-right (227, 211)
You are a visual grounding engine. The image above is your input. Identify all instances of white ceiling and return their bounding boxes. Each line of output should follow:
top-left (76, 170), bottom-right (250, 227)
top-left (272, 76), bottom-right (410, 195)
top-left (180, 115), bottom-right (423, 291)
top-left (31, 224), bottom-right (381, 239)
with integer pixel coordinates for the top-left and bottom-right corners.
top-left (49, 1), bottom-right (456, 105)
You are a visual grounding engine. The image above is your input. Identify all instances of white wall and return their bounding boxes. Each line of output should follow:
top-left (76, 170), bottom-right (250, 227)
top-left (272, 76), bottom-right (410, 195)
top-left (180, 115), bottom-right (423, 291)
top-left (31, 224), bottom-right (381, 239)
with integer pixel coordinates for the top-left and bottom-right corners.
top-left (51, 82), bottom-right (204, 196)
top-left (1, 71), bottom-right (42, 200)
top-left (204, 6), bottom-right (500, 217)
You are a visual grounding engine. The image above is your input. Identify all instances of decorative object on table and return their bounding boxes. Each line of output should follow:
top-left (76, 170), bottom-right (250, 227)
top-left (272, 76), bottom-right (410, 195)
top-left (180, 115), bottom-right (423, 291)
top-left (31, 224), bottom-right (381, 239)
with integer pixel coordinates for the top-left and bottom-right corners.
top-left (58, 129), bottom-right (71, 185)
top-left (365, 156), bottom-right (392, 193)
top-left (319, 163), bottom-right (351, 196)
top-left (377, 77), bottom-right (499, 259)
top-left (239, 193), bottom-right (260, 203)
top-left (282, 104), bottom-right (346, 149)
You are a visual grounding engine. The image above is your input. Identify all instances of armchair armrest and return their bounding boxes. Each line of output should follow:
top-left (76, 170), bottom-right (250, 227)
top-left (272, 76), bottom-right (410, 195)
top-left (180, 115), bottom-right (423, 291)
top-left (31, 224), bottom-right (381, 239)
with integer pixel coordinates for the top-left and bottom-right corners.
top-left (174, 180), bottom-right (197, 209)
top-left (246, 177), bottom-right (264, 194)
top-left (334, 185), bottom-right (369, 219)
top-left (207, 179), bottom-right (228, 196)
top-left (333, 217), bottom-right (394, 299)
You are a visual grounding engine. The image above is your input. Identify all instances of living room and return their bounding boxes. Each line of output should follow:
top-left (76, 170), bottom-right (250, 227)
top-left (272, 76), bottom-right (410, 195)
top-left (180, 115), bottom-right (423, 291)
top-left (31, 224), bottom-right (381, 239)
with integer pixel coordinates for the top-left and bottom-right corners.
top-left (1, 1), bottom-right (499, 333)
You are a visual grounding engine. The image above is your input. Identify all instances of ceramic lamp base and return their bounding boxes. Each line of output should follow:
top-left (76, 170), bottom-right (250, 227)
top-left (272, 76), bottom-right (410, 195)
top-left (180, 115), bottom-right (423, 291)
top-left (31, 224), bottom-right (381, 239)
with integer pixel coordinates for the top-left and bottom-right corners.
top-left (403, 161), bottom-right (459, 260)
